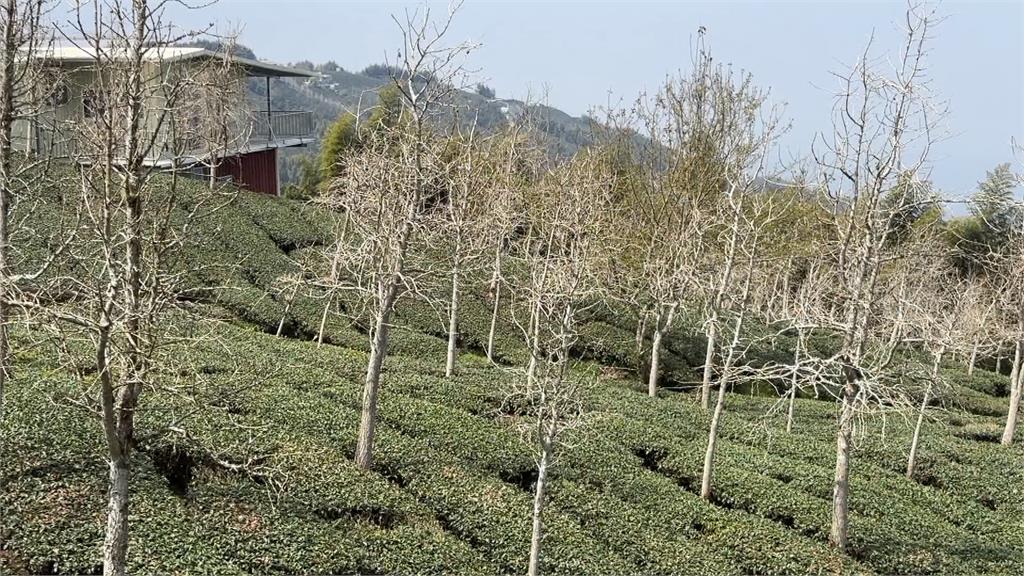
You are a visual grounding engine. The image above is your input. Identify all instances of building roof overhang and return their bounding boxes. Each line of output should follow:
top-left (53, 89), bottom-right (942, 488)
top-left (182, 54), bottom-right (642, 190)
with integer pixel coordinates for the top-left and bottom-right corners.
top-left (32, 45), bottom-right (317, 78)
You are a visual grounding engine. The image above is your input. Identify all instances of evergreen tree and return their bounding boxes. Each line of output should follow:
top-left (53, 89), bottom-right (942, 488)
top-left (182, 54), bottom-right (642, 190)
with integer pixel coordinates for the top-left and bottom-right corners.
top-left (318, 112), bottom-right (359, 185)
top-left (974, 163), bottom-right (1018, 237)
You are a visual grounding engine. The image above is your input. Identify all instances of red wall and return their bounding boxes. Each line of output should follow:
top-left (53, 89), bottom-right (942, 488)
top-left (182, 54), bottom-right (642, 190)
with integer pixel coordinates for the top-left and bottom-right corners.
top-left (215, 148), bottom-right (278, 195)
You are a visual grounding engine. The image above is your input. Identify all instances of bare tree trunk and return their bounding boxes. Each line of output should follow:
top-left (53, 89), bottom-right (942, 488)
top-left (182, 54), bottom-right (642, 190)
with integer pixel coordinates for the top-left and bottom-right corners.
top-left (445, 262), bottom-right (460, 377)
top-left (486, 246), bottom-right (502, 362)
top-left (486, 280), bottom-right (500, 362)
top-left (275, 286), bottom-right (295, 337)
top-left (967, 340), bottom-right (978, 377)
top-left (908, 349), bottom-right (942, 478)
top-left (315, 294), bottom-right (331, 346)
top-left (701, 376), bottom-right (728, 499)
top-left (700, 259), bottom-right (751, 499)
top-left (996, 352), bottom-right (1003, 375)
top-left (829, 371), bottom-right (856, 551)
top-left (906, 386), bottom-right (931, 479)
top-left (354, 283), bottom-right (399, 469)
top-left (635, 307), bottom-right (647, 362)
top-left (647, 304), bottom-right (676, 398)
top-left (700, 313), bottom-right (717, 409)
top-left (526, 300), bottom-right (541, 388)
top-left (527, 435), bottom-right (551, 576)
top-left (648, 326), bottom-right (662, 398)
top-left (103, 456), bottom-right (130, 576)
top-left (317, 234), bottom-right (346, 347)
top-left (1003, 339), bottom-right (1024, 446)
top-left (785, 329), bottom-right (803, 434)
top-left (1002, 340), bottom-right (1024, 446)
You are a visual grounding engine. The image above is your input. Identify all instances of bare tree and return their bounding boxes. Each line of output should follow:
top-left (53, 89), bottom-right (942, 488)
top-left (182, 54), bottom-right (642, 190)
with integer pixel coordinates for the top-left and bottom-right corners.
top-left (482, 122), bottom-right (529, 363)
top-left (811, 3), bottom-right (943, 550)
top-left (506, 150), bottom-right (615, 576)
top-left (321, 4), bottom-right (477, 470)
top-left (437, 119), bottom-right (517, 376)
top-left (0, 0), bottom-right (53, 423)
top-left (995, 215), bottom-right (1024, 445)
top-left (902, 244), bottom-right (964, 479)
top-left (699, 186), bottom-right (787, 500)
top-left (50, 2), bottom-right (238, 573)
top-left (175, 36), bottom-right (253, 189)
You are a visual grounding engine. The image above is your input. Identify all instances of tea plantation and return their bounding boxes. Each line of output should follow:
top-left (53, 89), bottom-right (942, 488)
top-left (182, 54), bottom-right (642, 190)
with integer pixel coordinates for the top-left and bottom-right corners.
top-left (2, 181), bottom-right (1023, 574)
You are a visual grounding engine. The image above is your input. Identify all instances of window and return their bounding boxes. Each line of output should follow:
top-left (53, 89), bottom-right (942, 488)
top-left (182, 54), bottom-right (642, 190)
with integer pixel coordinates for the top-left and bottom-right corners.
top-left (46, 76), bottom-right (70, 107)
top-left (83, 89), bottom-right (106, 118)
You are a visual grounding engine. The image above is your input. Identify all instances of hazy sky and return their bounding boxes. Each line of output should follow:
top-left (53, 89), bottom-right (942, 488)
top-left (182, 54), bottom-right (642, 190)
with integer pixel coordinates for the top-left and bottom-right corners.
top-left (155, 0), bottom-right (1023, 198)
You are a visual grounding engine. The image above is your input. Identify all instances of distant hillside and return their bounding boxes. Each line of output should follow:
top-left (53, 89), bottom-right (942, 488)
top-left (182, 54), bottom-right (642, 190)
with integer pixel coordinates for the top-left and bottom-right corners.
top-left (250, 58), bottom-right (600, 184)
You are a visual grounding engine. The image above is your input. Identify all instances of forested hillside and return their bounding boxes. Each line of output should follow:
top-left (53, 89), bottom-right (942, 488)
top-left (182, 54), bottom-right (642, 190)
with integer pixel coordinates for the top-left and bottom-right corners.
top-left (250, 57), bottom-right (599, 184)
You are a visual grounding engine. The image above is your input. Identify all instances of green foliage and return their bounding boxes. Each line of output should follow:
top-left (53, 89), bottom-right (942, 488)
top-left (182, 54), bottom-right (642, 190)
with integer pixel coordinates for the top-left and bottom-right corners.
top-left (318, 112), bottom-right (359, 183)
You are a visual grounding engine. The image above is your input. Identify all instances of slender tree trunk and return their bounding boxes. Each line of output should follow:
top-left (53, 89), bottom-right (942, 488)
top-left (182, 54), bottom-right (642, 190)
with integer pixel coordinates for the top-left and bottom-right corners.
top-left (700, 313), bottom-right (717, 409)
top-left (648, 326), bottom-right (662, 398)
top-left (908, 348), bottom-right (942, 478)
top-left (103, 456), bottom-right (130, 576)
top-left (527, 435), bottom-right (551, 576)
top-left (701, 376), bottom-right (728, 499)
top-left (275, 286), bottom-right (295, 338)
top-left (700, 262), bottom-right (750, 499)
top-left (316, 293), bottom-right (331, 346)
top-left (486, 244), bottom-right (502, 362)
top-left (967, 341), bottom-right (978, 377)
top-left (486, 279), bottom-right (500, 363)
top-left (445, 262), bottom-right (460, 378)
top-left (906, 386), bottom-right (931, 480)
top-left (354, 282), bottom-right (399, 470)
top-left (996, 353), bottom-right (1003, 375)
top-left (1003, 339), bottom-right (1024, 446)
top-left (317, 235), bottom-right (346, 347)
top-left (647, 304), bottom-right (675, 398)
top-left (829, 370), bottom-right (856, 551)
top-left (526, 300), bottom-right (541, 388)
top-left (635, 307), bottom-right (647, 363)
top-left (785, 330), bottom-right (803, 434)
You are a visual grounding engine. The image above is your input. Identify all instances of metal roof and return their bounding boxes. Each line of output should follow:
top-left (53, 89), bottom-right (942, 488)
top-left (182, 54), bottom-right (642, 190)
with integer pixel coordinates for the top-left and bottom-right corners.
top-left (33, 45), bottom-right (317, 78)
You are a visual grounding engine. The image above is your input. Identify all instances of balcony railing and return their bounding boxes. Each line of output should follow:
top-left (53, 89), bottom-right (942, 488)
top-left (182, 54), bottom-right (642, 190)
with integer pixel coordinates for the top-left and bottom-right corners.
top-left (251, 110), bottom-right (314, 141)
top-left (24, 109), bottom-right (315, 160)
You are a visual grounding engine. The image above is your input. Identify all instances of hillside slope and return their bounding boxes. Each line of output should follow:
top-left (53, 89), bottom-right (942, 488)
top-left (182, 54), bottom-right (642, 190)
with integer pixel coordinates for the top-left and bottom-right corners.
top-left (258, 62), bottom-right (599, 183)
top-left (2, 179), bottom-right (1023, 575)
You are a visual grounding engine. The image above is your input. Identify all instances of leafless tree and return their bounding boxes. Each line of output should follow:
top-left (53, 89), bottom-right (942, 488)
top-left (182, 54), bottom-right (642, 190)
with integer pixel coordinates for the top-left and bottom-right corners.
top-left (437, 119), bottom-right (521, 376)
top-left (482, 122), bottom-right (530, 363)
top-left (0, 0), bottom-right (55, 423)
top-left (603, 34), bottom-right (781, 399)
top-left (320, 3), bottom-right (477, 470)
top-left (175, 35), bottom-right (253, 189)
top-left (994, 213), bottom-right (1024, 445)
top-left (505, 150), bottom-right (615, 576)
top-left (48, 2), bottom-right (237, 573)
top-left (699, 187), bottom-right (787, 499)
top-left (901, 244), bottom-right (964, 479)
top-left (810, 2), bottom-right (944, 550)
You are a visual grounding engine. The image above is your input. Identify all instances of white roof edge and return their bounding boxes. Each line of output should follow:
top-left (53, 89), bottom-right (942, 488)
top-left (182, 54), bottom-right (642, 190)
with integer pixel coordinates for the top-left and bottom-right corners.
top-left (32, 45), bottom-right (317, 78)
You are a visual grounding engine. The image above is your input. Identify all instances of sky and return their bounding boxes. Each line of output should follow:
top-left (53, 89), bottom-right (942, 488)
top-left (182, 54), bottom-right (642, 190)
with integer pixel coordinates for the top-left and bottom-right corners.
top-left (148, 1), bottom-right (1021, 198)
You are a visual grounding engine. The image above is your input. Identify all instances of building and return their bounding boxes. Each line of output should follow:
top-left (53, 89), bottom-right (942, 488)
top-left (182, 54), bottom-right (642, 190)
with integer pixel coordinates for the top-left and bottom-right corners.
top-left (17, 46), bottom-right (317, 196)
